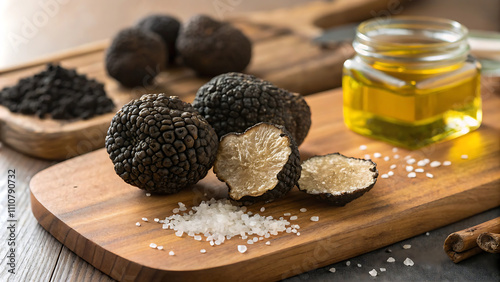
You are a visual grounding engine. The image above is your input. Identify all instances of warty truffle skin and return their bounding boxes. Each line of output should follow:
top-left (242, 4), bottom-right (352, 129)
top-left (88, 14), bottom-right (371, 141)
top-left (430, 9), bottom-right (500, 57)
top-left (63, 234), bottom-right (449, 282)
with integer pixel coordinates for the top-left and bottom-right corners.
top-left (176, 15), bottom-right (252, 76)
top-left (136, 14), bottom-right (181, 64)
top-left (192, 72), bottom-right (311, 145)
top-left (105, 94), bottom-right (219, 193)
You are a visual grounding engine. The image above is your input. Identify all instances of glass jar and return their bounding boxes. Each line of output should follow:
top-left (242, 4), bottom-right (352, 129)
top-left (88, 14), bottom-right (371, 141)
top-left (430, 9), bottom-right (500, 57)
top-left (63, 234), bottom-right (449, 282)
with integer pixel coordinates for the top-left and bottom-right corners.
top-left (342, 16), bottom-right (481, 149)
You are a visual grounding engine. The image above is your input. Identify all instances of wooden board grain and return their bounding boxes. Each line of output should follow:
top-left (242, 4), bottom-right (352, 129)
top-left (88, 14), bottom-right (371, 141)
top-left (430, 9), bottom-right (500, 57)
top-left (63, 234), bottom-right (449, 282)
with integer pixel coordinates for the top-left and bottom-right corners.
top-left (30, 88), bottom-right (500, 282)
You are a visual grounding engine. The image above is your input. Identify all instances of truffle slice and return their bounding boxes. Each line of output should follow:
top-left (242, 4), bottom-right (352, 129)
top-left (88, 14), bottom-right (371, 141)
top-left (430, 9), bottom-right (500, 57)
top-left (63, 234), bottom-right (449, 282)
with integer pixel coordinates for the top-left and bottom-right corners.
top-left (193, 72), bottom-right (311, 146)
top-left (136, 14), bottom-right (181, 64)
top-left (105, 94), bottom-right (219, 193)
top-left (105, 28), bottom-right (166, 88)
top-left (214, 123), bottom-right (301, 203)
top-left (176, 15), bottom-right (252, 76)
top-left (298, 153), bottom-right (378, 206)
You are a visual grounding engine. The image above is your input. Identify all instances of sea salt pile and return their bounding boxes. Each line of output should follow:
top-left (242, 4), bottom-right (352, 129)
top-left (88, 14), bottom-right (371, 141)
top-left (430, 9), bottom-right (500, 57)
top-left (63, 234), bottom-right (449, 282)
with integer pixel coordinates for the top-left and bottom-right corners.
top-left (162, 199), bottom-right (291, 246)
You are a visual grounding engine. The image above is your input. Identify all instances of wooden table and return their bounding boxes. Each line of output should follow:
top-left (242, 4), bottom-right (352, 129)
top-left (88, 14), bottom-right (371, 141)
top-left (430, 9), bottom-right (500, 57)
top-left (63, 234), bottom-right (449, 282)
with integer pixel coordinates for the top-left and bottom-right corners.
top-left (1, 1), bottom-right (499, 281)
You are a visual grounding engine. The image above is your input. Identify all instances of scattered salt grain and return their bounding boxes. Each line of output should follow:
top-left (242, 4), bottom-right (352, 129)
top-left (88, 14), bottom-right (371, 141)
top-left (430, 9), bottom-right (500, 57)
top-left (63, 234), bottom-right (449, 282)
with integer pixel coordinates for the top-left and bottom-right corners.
top-left (381, 174), bottom-right (389, 179)
top-left (169, 251), bottom-right (175, 256)
top-left (259, 237), bottom-right (264, 240)
top-left (369, 269), bottom-right (377, 277)
top-left (430, 161), bottom-right (441, 168)
top-left (426, 232), bottom-right (430, 236)
top-left (145, 193), bottom-right (151, 197)
top-left (172, 208), bottom-right (179, 213)
top-left (403, 244), bottom-right (411, 249)
top-left (329, 267), bottom-right (336, 273)
top-left (284, 213), bottom-right (291, 216)
top-left (417, 160), bottom-right (427, 167)
top-left (394, 154), bottom-right (400, 159)
top-left (380, 268), bottom-right (386, 272)
top-left (154, 218), bottom-right (160, 222)
top-left (260, 207), bottom-right (266, 212)
top-left (443, 161), bottom-right (451, 166)
top-left (388, 171), bottom-right (394, 176)
top-left (300, 208), bottom-right (307, 213)
top-left (426, 173), bottom-right (434, 179)
top-left (194, 235), bottom-right (202, 241)
top-left (408, 172), bottom-right (416, 178)
top-left (406, 166), bottom-right (414, 172)
top-left (297, 232), bottom-right (301, 236)
top-left (374, 152), bottom-right (382, 158)
top-left (175, 230), bottom-right (183, 237)
top-left (346, 261), bottom-right (351, 266)
top-left (415, 168), bottom-right (424, 173)
top-left (406, 158), bottom-right (416, 165)
top-left (135, 222), bottom-right (141, 227)
top-left (310, 216), bottom-right (319, 222)
top-left (265, 241), bottom-right (271, 245)
top-left (290, 216), bottom-right (298, 220)
top-left (149, 243), bottom-right (157, 248)
top-left (390, 164), bottom-right (397, 169)
top-left (392, 147), bottom-right (398, 153)
top-left (200, 249), bottom-right (206, 254)
top-left (404, 258), bottom-right (414, 266)
top-left (364, 154), bottom-right (371, 159)
top-left (461, 154), bottom-right (468, 159)
top-left (404, 155), bottom-right (412, 160)
top-left (387, 257), bottom-right (395, 263)
top-left (238, 245), bottom-right (247, 253)
top-left (360, 145), bottom-right (367, 150)
top-left (357, 264), bottom-right (362, 267)
top-left (142, 217), bottom-right (148, 222)
top-left (384, 156), bottom-right (390, 161)
top-left (157, 246), bottom-right (163, 250)
top-left (247, 240), bottom-right (254, 245)
top-left (253, 237), bottom-right (259, 242)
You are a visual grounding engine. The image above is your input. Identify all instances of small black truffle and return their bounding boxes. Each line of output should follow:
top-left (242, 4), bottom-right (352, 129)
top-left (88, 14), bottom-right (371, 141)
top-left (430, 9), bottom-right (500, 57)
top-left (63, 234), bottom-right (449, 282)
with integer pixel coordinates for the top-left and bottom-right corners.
top-left (136, 14), bottom-right (181, 64)
top-left (193, 72), bottom-right (311, 145)
top-left (176, 15), bottom-right (252, 76)
top-left (214, 123), bottom-right (301, 204)
top-left (105, 94), bottom-right (219, 193)
top-left (105, 28), bottom-right (166, 88)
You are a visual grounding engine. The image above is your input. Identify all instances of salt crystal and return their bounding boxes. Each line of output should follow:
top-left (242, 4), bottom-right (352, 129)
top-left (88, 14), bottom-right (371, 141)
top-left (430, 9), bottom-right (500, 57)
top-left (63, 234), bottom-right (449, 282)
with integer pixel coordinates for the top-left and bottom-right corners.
top-left (149, 243), bottom-right (157, 248)
top-left (247, 240), bottom-right (254, 245)
top-left (443, 161), bottom-right (451, 166)
top-left (300, 208), bottom-right (307, 213)
top-left (426, 232), bottom-right (430, 236)
top-left (384, 156), bottom-right (390, 161)
top-left (284, 213), bottom-right (291, 216)
top-left (403, 244), bottom-right (411, 249)
top-left (430, 161), bottom-right (441, 168)
top-left (145, 193), bottom-right (151, 197)
top-left (374, 152), bottom-right (382, 158)
top-left (415, 168), bottom-right (424, 173)
top-left (265, 241), bottom-right (271, 245)
top-left (381, 174), bottom-right (389, 179)
top-left (394, 154), bottom-right (400, 159)
top-left (364, 154), bottom-right (371, 159)
top-left (175, 230), bottom-right (183, 237)
top-left (310, 216), bottom-right (319, 222)
top-left (238, 245), bottom-right (247, 253)
top-left (172, 208), bottom-right (179, 213)
top-left (329, 267), bottom-right (336, 273)
top-left (392, 147), bottom-right (398, 153)
top-left (154, 218), bottom-right (160, 222)
top-left (408, 172), bottom-right (417, 178)
top-left (360, 145), bottom-right (367, 150)
top-left (253, 237), bottom-right (258, 242)
top-left (390, 164), bottom-right (397, 169)
top-left (461, 154), bottom-right (468, 159)
top-left (260, 207), bottom-right (266, 212)
top-left (290, 216), bottom-right (298, 220)
top-left (369, 269), bottom-right (377, 277)
top-left (259, 237), bottom-right (264, 240)
top-left (406, 158), bottom-right (416, 165)
top-left (406, 166), bottom-right (414, 172)
top-left (404, 258), bottom-right (414, 266)
top-left (380, 268), bottom-right (386, 272)
top-left (357, 264), bottom-right (362, 267)
top-left (169, 251), bottom-right (175, 256)
top-left (297, 232), bottom-right (301, 236)
top-left (157, 246), bottom-right (163, 250)
top-left (387, 257), bottom-right (395, 263)
top-left (346, 261), bottom-right (351, 266)
top-left (426, 173), bottom-right (434, 178)
top-left (194, 235), bottom-right (202, 241)
top-left (200, 249), bottom-right (207, 254)
top-left (142, 217), bottom-right (148, 222)
top-left (388, 171), bottom-right (394, 176)
top-left (417, 160), bottom-right (427, 167)
top-left (135, 222), bottom-right (141, 227)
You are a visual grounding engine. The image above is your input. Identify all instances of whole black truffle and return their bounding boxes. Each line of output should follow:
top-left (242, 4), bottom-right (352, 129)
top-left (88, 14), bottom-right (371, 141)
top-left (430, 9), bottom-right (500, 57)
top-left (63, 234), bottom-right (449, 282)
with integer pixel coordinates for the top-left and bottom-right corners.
top-left (136, 14), bottom-right (181, 64)
top-left (176, 15), bottom-right (252, 76)
top-left (105, 28), bottom-right (166, 88)
top-left (214, 123), bottom-right (301, 203)
top-left (192, 72), bottom-right (311, 146)
top-left (105, 94), bottom-right (219, 193)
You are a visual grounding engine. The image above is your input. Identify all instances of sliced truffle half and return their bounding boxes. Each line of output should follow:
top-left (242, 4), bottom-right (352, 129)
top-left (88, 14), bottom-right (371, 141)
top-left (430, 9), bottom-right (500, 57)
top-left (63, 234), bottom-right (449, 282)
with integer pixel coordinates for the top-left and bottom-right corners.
top-left (298, 153), bottom-right (378, 206)
top-left (214, 123), bottom-right (301, 204)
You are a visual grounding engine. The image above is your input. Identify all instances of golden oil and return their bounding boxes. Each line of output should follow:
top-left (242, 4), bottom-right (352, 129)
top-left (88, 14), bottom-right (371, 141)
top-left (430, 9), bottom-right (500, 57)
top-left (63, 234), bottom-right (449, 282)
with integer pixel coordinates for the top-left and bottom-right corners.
top-left (343, 17), bottom-right (481, 149)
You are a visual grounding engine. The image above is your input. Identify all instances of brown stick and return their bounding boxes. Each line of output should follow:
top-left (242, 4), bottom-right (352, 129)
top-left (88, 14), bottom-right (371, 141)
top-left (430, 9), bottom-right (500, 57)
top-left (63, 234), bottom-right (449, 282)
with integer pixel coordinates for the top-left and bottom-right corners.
top-left (477, 232), bottom-right (500, 253)
top-left (443, 217), bottom-right (500, 263)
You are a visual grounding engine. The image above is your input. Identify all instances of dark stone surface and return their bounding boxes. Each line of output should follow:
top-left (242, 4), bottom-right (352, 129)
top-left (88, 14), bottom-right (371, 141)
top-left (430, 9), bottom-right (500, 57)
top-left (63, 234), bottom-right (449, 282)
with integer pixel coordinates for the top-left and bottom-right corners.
top-left (285, 207), bottom-right (500, 281)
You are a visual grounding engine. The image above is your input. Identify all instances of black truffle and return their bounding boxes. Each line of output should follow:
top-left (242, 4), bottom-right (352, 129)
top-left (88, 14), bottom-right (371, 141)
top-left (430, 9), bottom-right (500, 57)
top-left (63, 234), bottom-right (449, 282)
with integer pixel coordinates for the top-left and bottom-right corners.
top-left (297, 153), bottom-right (379, 206)
top-left (176, 15), bottom-right (252, 76)
top-left (0, 63), bottom-right (114, 120)
top-left (105, 28), bottom-right (166, 88)
top-left (192, 72), bottom-right (311, 146)
top-left (136, 14), bottom-right (181, 64)
top-left (105, 94), bottom-right (219, 193)
top-left (214, 123), bottom-right (301, 203)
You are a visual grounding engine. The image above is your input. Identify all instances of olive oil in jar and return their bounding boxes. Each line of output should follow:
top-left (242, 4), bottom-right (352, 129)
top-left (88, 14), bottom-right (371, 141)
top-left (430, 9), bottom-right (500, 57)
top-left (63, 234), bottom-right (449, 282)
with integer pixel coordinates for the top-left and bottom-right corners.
top-left (343, 17), bottom-right (481, 149)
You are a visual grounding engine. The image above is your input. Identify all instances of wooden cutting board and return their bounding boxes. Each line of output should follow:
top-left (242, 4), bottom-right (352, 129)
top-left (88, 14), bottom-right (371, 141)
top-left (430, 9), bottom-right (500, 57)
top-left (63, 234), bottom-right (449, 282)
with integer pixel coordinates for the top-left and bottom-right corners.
top-left (30, 88), bottom-right (500, 282)
top-left (0, 0), bottom-right (398, 160)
